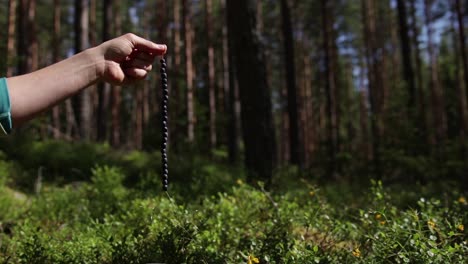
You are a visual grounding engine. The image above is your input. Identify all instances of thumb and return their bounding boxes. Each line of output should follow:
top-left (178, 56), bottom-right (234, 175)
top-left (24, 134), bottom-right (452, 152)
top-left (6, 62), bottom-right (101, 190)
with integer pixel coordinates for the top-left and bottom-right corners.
top-left (125, 33), bottom-right (167, 55)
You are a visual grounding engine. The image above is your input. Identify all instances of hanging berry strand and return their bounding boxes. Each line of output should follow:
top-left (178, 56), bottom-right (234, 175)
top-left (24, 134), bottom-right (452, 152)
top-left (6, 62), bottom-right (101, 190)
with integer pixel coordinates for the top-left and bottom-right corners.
top-left (160, 57), bottom-right (169, 191)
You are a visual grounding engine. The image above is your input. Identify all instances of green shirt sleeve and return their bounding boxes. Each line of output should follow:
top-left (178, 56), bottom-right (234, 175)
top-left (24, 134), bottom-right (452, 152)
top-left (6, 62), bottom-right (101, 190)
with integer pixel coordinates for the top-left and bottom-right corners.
top-left (0, 78), bottom-right (12, 135)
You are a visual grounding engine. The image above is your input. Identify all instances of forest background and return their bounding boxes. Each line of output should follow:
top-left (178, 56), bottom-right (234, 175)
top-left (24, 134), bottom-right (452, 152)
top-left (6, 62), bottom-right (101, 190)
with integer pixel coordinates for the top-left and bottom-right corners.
top-left (0, 0), bottom-right (466, 263)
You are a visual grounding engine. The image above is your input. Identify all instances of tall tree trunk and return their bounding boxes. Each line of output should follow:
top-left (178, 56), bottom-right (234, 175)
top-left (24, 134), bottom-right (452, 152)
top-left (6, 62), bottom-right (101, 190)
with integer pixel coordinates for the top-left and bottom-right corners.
top-left (52, 0), bottom-right (61, 139)
top-left (111, 0), bottom-right (122, 146)
top-left (17, 0), bottom-right (28, 75)
top-left (281, 0), bottom-right (302, 166)
top-left (455, 0), bottom-right (468, 104)
top-left (396, 0), bottom-right (416, 112)
top-left (451, 0), bottom-right (468, 162)
top-left (410, 0), bottom-right (432, 149)
top-left (170, 0), bottom-right (182, 148)
top-left (6, 0), bottom-right (16, 77)
top-left (88, 0), bottom-right (97, 140)
top-left (362, 0), bottom-right (381, 176)
top-left (321, 0), bottom-right (339, 178)
top-left (97, 0), bottom-right (112, 142)
top-left (183, 0), bottom-right (195, 143)
top-left (222, 0), bottom-right (239, 163)
top-left (424, 0), bottom-right (446, 145)
top-left (26, 0), bottom-right (37, 72)
top-left (227, 0), bottom-right (277, 185)
top-left (206, 0), bottom-right (217, 151)
top-left (74, 0), bottom-right (92, 140)
top-left (89, 0), bottom-right (96, 46)
top-left (302, 47), bottom-right (315, 166)
top-left (143, 0), bottom-right (151, 135)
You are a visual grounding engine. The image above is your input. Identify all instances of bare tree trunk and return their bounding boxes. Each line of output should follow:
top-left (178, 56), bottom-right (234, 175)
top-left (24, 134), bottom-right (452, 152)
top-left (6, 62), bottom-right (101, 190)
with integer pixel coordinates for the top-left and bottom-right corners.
top-left (27, 0), bottom-right (38, 72)
top-left (52, 0), bottom-right (61, 139)
top-left (74, 0), bottom-right (92, 140)
top-left (410, 0), bottom-right (432, 149)
top-left (359, 90), bottom-right (370, 162)
top-left (281, 0), bottom-right (302, 166)
top-left (183, 0), bottom-right (195, 143)
top-left (362, 0), bottom-right (381, 175)
top-left (206, 0), bottom-right (217, 151)
top-left (280, 76), bottom-right (290, 164)
top-left (227, 0), bottom-right (277, 185)
top-left (321, 0), bottom-right (339, 178)
top-left (455, 0), bottom-right (468, 95)
top-left (222, 0), bottom-right (240, 163)
top-left (17, 0), bottom-right (28, 75)
top-left (303, 47), bottom-right (315, 166)
top-left (396, 0), bottom-right (416, 112)
top-left (450, 0), bottom-right (468, 162)
top-left (111, 0), bottom-right (122, 146)
top-left (424, 0), bottom-right (446, 145)
top-left (88, 0), bottom-right (97, 140)
top-left (97, 0), bottom-right (112, 142)
top-left (6, 0), bottom-right (16, 77)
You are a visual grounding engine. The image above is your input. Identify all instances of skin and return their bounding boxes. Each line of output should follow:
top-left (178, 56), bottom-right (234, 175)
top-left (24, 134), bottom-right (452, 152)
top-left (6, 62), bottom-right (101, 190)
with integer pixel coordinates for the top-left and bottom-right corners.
top-left (6, 33), bottom-right (167, 126)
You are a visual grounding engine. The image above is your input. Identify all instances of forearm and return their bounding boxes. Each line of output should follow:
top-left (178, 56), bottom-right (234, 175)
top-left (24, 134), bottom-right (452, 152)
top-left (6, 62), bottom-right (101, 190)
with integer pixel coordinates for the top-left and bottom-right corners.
top-left (7, 47), bottom-right (102, 125)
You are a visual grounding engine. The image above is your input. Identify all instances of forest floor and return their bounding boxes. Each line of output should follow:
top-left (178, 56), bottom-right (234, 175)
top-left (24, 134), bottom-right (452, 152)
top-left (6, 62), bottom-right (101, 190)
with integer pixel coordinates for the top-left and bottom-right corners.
top-left (0, 140), bottom-right (466, 263)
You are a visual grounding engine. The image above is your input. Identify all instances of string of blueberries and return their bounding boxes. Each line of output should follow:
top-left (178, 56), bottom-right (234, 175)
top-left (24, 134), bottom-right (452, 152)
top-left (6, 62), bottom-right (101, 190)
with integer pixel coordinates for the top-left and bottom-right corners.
top-left (160, 57), bottom-right (169, 191)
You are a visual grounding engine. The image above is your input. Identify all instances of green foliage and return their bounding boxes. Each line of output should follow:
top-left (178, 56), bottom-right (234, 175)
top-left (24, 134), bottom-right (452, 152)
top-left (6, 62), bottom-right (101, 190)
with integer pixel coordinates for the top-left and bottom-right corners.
top-left (0, 166), bottom-right (466, 263)
top-left (0, 140), bottom-right (466, 263)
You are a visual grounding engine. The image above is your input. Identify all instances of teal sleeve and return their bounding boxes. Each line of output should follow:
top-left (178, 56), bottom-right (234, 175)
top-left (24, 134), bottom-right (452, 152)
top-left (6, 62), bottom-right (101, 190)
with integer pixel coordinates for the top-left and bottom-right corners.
top-left (0, 78), bottom-right (12, 135)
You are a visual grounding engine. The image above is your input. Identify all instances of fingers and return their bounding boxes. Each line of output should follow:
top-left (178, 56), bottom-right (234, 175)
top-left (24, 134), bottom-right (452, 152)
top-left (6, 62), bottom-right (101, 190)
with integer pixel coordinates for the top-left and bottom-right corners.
top-left (124, 33), bottom-right (167, 55)
top-left (122, 58), bottom-right (153, 72)
top-left (123, 68), bottom-right (148, 80)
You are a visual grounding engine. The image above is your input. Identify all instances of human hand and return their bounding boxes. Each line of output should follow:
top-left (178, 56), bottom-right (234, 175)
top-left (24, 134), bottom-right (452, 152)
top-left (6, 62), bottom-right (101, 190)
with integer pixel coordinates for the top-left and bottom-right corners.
top-left (94, 33), bottom-right (167, 85)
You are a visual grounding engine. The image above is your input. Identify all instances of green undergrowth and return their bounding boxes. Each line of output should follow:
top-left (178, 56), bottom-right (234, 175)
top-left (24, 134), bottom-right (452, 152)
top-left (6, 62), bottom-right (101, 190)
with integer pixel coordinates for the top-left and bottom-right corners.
top-left (0, 140), bottom-right (466, 263)
top-left (0, 169), bottom-right (466, 263)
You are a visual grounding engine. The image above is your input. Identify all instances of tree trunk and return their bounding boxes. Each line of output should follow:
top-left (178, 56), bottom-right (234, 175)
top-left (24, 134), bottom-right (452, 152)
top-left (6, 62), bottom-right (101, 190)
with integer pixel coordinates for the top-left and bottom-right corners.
top-left (206, 0), bottom-right (217, 151)
top-left (6, 0), bottom-right (16, 77)
top-left (362, 0), bottom-right (381, 176)
top-left (455, 0), bottom-right (468, 96)
top-left (97, 0), bottom-right (112, 142)
top-left (321, 0), bottom-right (339, 178)
top-left (281, 0), bottom-right (302, 166)
top-left (52, 0), bottom-right (61, 139)
top-left (451, 0), bottom-right (468, 161)
top-left (222, 0), bottom-right (239, 163)
top-left (111, 0), bottom-right (122, 146)
top-left (424, 0), bottom-right (446, 145)
top-left (17, 0), bottom-right (28, 75)
top-left (227, 0), bottom-right (277, 185)
top-left (183, 0), bottom-right (195, 143)
top-left (396, 0), bottom-right (416, 112)
top-left (302, 46), bottom-right (315, 167)
top-left (74, 0), bottom-right (92, 140)
top-left (410, 0), bottom-right (432, 149)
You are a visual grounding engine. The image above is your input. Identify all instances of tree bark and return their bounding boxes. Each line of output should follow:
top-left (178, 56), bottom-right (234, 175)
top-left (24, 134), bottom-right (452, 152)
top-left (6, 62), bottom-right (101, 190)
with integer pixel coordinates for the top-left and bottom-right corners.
top-left (410, 0), bottom-right (432, 149)
top-left (227, 0), bottom-right (277, 185)
top-left (74, 0), bottom-right (92, 140)
top-left (206, 0), bottom-right (217, 151)
top-left (222, 0), bottom-right (239, 163)
top-left (52, 0), bottom-right (61, 139)
top-left (281, 0), bottom-right (302, 166)
top-left (424, 0), bottom-right (446, 145)
top-left (362, 0), bottom-right (381, 176)
top-left (455, 0), bottom-right (468, 105)
top-left (183, 0), bottom-right (195, 143)
top-left (396, 0), bottom-right (416, 111)
top-left (6, 0), bottom-right (16, 77)
top-left (111, 0), bottom-right (122, 146)
top-left (321, 0), bottom-right (339, 178)
top-left (97, 0), bottom-right (112, 142)
top-left (451, 0), bottom-right (468, 161)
